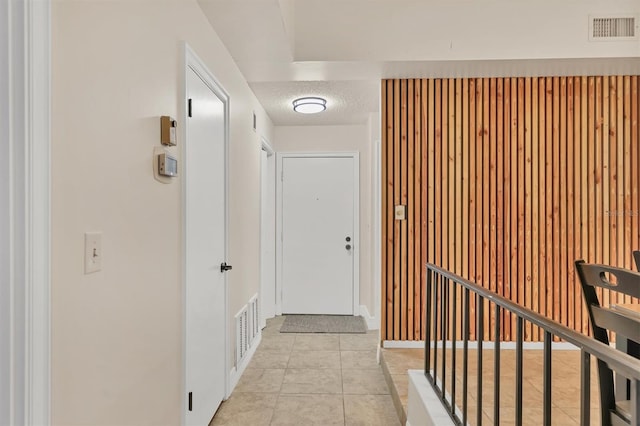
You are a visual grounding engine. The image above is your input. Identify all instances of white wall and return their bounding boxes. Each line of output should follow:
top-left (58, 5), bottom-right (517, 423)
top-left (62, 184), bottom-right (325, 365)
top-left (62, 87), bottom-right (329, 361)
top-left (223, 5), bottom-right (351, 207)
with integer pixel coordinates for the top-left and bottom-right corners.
top-left (274, 125), bottom-right (375, 320)
top-left (294, 0), bottom-right (640, 61)
top-left (51, 0), bottom-right (272, 424)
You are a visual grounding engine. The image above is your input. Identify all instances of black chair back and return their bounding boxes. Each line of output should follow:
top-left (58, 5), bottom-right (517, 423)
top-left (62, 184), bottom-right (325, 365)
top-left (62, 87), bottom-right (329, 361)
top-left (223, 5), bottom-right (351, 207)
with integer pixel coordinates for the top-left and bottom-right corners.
top-left (575, 260), bottom-right (640, 426)
top-left (633, 250), bottom-right (640, 272)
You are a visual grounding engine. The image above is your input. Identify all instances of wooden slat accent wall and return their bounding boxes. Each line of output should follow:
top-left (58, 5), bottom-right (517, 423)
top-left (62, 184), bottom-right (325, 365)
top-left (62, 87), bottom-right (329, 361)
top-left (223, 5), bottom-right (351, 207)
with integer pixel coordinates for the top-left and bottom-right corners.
top-left (381, 76), bottom-right (640, 341)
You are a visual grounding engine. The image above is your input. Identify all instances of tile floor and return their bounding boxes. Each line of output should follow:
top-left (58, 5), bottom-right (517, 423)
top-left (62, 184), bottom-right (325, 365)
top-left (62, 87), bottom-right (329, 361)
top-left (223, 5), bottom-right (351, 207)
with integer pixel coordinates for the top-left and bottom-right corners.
top-left (381, 347), bottom-right (605, 426)
top-left (209, 316), bottom-right (401, 426)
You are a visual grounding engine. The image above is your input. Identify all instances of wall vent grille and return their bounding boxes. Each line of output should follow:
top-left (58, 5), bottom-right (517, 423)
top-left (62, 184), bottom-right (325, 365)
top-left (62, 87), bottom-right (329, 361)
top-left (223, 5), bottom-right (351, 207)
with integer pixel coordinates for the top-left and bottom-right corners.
top-left (235, 307), bottom-right (249, 365)
top-left (248, 294), bottom-right (259, 344)
top-left (591, 16), bottom-right (636, 39)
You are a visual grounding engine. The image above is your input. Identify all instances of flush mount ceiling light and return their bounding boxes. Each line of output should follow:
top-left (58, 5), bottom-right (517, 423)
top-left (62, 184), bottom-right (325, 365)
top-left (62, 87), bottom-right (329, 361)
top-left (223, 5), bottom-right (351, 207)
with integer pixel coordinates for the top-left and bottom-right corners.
top-left (292, 97), bottom-right (327, 114)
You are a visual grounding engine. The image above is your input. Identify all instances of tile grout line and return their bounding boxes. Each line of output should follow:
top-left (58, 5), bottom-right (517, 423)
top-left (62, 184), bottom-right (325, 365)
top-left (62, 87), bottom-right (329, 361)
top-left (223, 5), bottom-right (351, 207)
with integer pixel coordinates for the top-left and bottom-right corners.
top-left (339, 334), bottom-right (346, 426)
top-left (268, 319), bottom-right (289, 426)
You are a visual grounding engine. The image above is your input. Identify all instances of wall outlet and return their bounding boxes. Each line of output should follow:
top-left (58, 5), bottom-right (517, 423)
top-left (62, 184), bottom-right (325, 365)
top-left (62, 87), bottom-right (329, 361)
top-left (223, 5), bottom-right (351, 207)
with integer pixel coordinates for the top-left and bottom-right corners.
top-left (84, 232), bottom-right (102, 274)
top-left (395, 205), bottom-right (406, 220)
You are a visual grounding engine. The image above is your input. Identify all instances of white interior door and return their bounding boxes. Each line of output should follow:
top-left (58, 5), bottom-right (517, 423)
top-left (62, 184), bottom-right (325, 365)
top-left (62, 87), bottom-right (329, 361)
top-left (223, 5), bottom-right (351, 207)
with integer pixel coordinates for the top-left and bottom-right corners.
top-left (184, 66), bottom-right (227, 425)
top-left (260, 148), bottom-right (276, 328)
top-left (281, 156), bottom-right (356, 315)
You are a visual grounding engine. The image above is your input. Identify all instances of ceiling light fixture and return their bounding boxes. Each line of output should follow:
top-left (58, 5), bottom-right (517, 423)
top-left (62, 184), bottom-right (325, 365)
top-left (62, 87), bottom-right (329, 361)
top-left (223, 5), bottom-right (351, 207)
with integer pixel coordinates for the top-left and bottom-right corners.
top-left (292, 97), bottom-right (327, 114)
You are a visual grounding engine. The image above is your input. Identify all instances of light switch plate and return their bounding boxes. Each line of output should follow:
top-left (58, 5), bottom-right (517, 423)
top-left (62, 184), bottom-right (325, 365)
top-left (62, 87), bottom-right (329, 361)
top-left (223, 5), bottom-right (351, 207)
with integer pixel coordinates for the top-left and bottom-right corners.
top-left (395, 205), bottom-right (406, 220)
top-left (85, 232), bottom-right (102, 274)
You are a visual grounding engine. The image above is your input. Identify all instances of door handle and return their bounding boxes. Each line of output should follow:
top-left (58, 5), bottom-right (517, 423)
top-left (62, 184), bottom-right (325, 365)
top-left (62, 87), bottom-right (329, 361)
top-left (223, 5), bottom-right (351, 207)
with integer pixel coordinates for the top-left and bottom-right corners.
top-left (345, 244), bottom-right (352, 250)
top-left (220, 262), bottom-right (233, 273)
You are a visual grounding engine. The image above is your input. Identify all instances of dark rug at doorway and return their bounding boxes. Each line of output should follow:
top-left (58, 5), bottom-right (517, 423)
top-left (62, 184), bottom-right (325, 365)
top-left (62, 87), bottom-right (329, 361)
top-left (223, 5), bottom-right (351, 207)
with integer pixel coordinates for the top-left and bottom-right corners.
top-left (279, 315), bottom-right (367, 334)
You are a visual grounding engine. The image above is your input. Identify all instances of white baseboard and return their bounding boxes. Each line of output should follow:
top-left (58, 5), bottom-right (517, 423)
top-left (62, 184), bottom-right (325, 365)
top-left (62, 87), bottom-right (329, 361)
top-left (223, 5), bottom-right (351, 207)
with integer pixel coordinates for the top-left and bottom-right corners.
top-left (359, 304), bottom-right (379, 330)
top-left (228, 331), bottom-right (262, 396)
top-left (383, 340), bottom-right (579, 350)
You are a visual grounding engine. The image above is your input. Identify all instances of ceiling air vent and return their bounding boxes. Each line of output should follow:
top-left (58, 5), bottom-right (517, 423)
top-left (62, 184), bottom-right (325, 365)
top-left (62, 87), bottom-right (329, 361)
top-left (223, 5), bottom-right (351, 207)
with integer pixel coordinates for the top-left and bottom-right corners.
top-left (590, 16), bottom-right (637, 40)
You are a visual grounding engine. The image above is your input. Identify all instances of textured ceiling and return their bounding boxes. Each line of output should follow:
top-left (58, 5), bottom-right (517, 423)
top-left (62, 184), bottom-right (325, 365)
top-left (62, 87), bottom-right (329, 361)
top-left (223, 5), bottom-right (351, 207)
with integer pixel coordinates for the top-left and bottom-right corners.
top-left (250, 80), bottom-right (380, 126)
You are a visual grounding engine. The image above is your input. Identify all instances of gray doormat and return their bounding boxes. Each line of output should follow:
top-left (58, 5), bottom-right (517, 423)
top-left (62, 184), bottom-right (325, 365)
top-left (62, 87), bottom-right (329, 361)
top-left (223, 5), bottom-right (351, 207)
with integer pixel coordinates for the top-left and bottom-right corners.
top-left (279, 315), bottom-right (367, 334)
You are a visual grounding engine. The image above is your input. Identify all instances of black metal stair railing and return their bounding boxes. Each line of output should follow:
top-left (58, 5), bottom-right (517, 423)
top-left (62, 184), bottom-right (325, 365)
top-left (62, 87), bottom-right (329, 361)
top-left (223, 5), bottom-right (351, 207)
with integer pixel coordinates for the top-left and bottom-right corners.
top-left (424, 263), bottom-right (640, 426)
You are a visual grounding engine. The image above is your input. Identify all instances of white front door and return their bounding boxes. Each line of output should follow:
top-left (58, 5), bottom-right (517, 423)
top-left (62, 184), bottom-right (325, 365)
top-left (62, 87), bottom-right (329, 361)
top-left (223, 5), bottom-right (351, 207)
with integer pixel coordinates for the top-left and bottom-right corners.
top-left (281, 156), bottom-right (357, 315)
top-left (184, 65), bottom-right (227, 425)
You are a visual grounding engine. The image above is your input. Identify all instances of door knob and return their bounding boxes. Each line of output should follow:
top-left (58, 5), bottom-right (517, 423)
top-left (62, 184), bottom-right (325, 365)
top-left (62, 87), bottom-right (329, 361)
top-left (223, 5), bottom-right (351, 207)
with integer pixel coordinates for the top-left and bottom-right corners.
top-left (345, 244), bottom-right (352, 250)
top-left (346, 236), bottom-right (351, 242)
top-left (220, 262), bottom-right (233, 273)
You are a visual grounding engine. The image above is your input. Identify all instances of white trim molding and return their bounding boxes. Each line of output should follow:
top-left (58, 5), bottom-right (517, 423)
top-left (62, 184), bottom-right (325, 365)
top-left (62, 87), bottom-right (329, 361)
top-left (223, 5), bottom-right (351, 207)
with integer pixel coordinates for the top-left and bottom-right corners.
top-left (359, 305), bottom-right (378, 330)
top-left (228, 332), bottom-right (262, 394)
top-left (1, 0), bottom-right (51, 424)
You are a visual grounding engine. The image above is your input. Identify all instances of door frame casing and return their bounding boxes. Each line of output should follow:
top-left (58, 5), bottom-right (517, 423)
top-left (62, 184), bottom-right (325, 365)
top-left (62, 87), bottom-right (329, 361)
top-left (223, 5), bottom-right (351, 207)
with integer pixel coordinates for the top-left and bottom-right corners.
top-left (181, 43), bottom-right (230, 424)
top-left (276, 152), bottom-right (360, 316)
top-left (1, 0), bottom-right (51, 424)
top-left (260, 138), bottom-right (276, 329)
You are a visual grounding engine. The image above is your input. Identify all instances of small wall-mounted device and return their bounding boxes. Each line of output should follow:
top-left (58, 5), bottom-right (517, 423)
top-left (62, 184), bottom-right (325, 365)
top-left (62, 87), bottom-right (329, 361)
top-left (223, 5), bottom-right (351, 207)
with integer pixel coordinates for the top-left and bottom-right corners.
top-left (160, 116), bottom-right (177, 146)
top-left (158, 152), bottom-right (178, 177)
top-left (395, 205), bottom-right (407, 220)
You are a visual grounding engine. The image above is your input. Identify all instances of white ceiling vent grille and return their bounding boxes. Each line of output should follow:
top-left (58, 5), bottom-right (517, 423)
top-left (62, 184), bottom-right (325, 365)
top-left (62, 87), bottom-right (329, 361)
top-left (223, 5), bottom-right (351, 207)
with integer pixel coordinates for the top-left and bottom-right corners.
top-left (590, 16), bottom-right (637, 40)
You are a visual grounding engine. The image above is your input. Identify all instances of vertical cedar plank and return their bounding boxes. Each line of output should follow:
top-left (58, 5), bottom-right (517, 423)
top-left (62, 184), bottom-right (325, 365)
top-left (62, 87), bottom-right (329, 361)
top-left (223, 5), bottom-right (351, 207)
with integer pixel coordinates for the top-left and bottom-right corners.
top-left (617, 77), bottom-right (625, 302)
top-left (455, 79), bottom-right (463, 339)
top-left (393, 80), bottom-right (401, 340)
top-left (595, 77), bottom-right (603, 311)
top-left (386, 80), bottom-right (394, 338)
top-left (477, 78), bottom-right (485, 338)
top-left (449, 79), bottom-right (456, 339)
top-left (588, 77), bottom-right (596, 320)
top-left (381, 81), bottom-right (387, 340)
top-left (560, 77), bottom-right (568, 329)
top-left (609, 77), bottom-right (618, 307)
top-left (427, 79), bottom-right (435, 337)
top-left (483, 78), bottom-right (490, 340)
top-left (567, 77), bottom-right (575, 331)
top-left (400, 80), bottom-right (407, 341)
top-left (511, 78), bottom-right (519, 337)
top-left (552, 77), bottom-right (560, 326)
top-left (489, 78), bottom-right (498, 338)
top-left (442, 79), bottom-right (449, 276)
top-left (632, 77), bottom-right (639, 283)
top-left (592, 76), bottom-right (607, 312)
top-left (421, 80), bottom-right (429, 338)
top-left (434, 80), bottom-right (442, 339)
top-left (546, 77), bottom-right (554, 324)
top-left (524, 77), bottom-right (533, 339)
top-left (462, 79), bottom-right (470, 283)
top-left (414, 80), bottom-right (422, 340)
top-left (581, 77), bottom-right (590, 334)
top-left (531, 78), bottom-right (540, 339)
top-left (517, 78), bottom-right (526, 336)
top-left (469, 78), bottom-right (477, 340)
top-left (624, 76), bottom-right (632, 301)
top-left (407, 80), bottom-right (414, 340)
top-left (503, 78), bottom-right (512, 340)
top-left (538, 78), bottom-right (546, 337)
top-left (573, 76), bottom-right (583, 332)
top-left (602, 77), bottom-right (610, 309)
top-left (570, 77), bottom-right (583, 332)
top-left (496, 79), bottom-right (505, 340)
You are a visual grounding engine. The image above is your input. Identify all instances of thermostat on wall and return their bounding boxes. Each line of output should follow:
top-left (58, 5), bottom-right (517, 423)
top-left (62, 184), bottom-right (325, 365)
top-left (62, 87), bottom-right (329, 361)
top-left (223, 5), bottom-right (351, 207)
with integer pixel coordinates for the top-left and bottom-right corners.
top-left (158, 152), bottom-right (178, 177)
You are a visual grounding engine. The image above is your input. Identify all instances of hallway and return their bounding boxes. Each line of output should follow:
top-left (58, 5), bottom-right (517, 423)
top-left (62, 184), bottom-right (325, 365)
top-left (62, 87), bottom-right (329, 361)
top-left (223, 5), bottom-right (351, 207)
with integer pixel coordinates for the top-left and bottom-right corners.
top-left (210, 316), bottom-right (400, 425)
